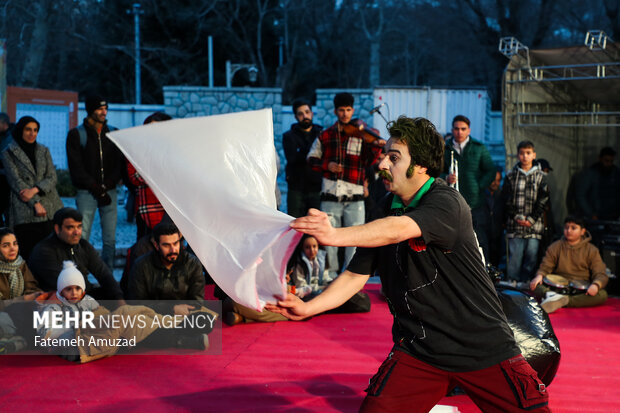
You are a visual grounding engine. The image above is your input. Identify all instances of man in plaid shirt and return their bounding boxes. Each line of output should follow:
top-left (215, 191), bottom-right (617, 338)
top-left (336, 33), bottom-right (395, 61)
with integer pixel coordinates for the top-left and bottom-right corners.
top-left (502, 141), bottom-right (550, 284)
top-left (307, 92), bottom-right (383, 277)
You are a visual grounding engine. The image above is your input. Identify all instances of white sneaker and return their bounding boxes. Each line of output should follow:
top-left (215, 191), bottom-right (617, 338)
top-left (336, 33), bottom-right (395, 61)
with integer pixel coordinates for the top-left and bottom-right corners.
top-left (541, 293), bottom-right (569, 313)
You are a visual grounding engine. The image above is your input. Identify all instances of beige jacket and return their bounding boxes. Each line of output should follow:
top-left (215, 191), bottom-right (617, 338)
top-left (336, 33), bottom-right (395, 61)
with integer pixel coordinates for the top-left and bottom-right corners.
top-left (537, 232), bottom-right (608, 289)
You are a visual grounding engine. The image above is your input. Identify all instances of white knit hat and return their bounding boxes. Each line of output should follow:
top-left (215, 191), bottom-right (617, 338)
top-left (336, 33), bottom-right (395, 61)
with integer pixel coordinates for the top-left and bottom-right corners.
top-left (57, 261), bottom-right (86, 292)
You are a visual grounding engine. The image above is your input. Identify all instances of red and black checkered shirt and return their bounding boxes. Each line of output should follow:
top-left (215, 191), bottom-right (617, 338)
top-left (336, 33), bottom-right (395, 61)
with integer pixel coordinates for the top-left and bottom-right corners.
top-left (127, 161), bottom-right (165, 230)
top-left (309, 121), bottom-right (382, 186)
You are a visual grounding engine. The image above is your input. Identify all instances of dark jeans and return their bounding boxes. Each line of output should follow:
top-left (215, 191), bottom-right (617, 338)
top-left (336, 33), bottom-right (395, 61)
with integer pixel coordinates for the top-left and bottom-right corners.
top-left (14, 220), bottom-right (54, 261)
top-left (287, 189), bottom-right (321, 218)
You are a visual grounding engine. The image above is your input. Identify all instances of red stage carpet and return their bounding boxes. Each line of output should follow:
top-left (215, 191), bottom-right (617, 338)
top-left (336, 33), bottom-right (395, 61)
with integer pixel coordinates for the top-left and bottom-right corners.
top-left (1, 285), bottom-right (618, 412)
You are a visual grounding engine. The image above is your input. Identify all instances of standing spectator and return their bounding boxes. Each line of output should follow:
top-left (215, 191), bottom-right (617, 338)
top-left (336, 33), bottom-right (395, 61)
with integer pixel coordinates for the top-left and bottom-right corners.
top-left (443, 115), bottom-right (496, 262)
top-left (502, 141), bottom-right (549, 284)
top-left (307, 92), bottom-right (383, 277)
top-left (0, 112), bottom-right (14, 226)
top-left (536, 159), bottom-right (556, 261)
top-left (0, 112), bottom-right (13, 151)
top-left (66, 95), bottom-right (123, 270)
top-left (1, 116), bottom-right (63, 259)
top-left (484, 168), bottom-right (504, 267)
top-left (126, 112), bottom-right (170, 240)
top-left (282, 99), bottom-right (323, 218)
top-left (575, 147), bottom-right (620, 221)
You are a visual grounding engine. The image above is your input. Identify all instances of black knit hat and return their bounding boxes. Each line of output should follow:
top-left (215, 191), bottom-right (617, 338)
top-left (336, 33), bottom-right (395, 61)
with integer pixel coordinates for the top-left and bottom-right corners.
top-left (85, 94), bottom-right (108, 115)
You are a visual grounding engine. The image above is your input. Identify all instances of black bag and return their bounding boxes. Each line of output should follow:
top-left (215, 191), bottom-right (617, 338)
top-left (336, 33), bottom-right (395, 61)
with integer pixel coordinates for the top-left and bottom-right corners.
top-left (497, 288), bottom-right (561, 386)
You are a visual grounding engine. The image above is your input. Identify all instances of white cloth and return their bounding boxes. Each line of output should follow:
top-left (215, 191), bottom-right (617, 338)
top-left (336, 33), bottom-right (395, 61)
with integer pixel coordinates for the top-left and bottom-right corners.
top-left (108, 109), bottom-right (302, 310)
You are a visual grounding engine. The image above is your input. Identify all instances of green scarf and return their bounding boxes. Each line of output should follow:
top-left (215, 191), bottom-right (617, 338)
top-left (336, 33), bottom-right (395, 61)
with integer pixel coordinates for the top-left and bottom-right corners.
top-left (391, 177), bottom-right (435, 211)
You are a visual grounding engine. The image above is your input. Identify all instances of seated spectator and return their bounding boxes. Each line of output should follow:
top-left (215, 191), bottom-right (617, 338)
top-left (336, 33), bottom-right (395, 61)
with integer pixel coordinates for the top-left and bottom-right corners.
top-left (0, 227), bottom-right (42, 353)
top-left (223, 235), bottom-right (370, 326)
top-left (36, 261), bottom-right (209, 362)
top-left (128, 221), bottom-right (205, 316)
top-left (1, 116), bottom-right (64, 259)
top-left (289, 234), bottom-right (333, 299)
top-left (530, 216), bottom-right (608, 313)
top-left (28, 207), bottom-right (124, 302)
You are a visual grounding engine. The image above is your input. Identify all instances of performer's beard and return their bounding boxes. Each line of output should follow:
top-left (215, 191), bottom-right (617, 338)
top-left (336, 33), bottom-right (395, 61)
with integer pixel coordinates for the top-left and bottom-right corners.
top-left (300, 118), bottom-right (312, 129)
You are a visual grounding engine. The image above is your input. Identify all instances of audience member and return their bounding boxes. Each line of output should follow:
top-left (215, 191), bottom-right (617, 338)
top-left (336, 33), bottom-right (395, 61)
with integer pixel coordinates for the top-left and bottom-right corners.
top-left (364, 152), bottom-right (388, 221)
top-left (307, 92), bottom-right (383, 277)
top-left (28, 207), bottom-right (124, 301)
top-left (536, 159), bottom-right (556, 261)
top-left (484, 168), bottom-right (504, 267)
top-left (289, 234), bottom-right (333, 299)
top-left (128, 221), bottom-right (205, 315)
top-left (126, 112), bottom-right (171, 240)
top-left (0, 112), bottom-right (13, 226)
top-left (283, 99), bottom-right (323, 218)
top-left (0, 227), bottom-right (41, 352)
top-left (223, 234), bottom-right (370, 326)
top-left (502, 141), bottom-right (549, 284)
top-left (443, 115), bottom-right (496, 262)
top-left (1, 116), bottom-right (63, 259)
top-left (530, 216), bottom-right (608, 313)
top-left (36, 261), bottom-right (209, 362)
top-left (66, 94), bottom-right (123, 270)
top-left (575, 147), bottom-right (620, 221)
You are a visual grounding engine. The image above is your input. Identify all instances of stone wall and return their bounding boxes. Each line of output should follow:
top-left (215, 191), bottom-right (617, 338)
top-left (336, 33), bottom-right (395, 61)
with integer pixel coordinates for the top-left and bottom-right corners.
top-left (163, 86), bottom-right (288, 206)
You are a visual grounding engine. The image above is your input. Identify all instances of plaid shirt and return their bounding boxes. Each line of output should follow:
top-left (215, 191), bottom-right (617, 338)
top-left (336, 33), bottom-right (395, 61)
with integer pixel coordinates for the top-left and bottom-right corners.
top-left (127, 161), bottom-right (165, 229)
top-left (502, 164), bottom-right (549, 239)
top-left (308, 121), bottom-right (382, 189)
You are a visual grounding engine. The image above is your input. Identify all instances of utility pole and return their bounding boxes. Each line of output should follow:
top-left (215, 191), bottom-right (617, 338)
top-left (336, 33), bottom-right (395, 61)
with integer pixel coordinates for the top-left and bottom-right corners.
top-left (129, 3), bottom-right (144, 104)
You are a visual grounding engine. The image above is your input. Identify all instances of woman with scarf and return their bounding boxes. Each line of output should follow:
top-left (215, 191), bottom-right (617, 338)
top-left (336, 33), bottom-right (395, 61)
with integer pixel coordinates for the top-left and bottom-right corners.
top-left (1, 116), bottom-right (63, 259)
top-left (0, 227), bottom-right (42, 352)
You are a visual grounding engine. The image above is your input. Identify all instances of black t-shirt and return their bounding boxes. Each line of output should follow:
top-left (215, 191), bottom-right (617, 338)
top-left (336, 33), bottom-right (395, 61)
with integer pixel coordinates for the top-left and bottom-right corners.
top-left (348, 179), bottom-right (519, 372)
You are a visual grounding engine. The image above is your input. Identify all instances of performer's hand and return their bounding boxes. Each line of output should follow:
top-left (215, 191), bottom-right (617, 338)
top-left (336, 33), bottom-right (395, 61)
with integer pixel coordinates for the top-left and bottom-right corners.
top-left (328, 162), bottom-right (343, 173)
top-left (530, 274), bottom-right (543, 291)
top-left (290, 208), bottom-right (336, 245)
top-left (587, 283), bottom-right (600, 296)
top-left (446, 173), bottom-right (457, 184)
top-left (373, 139), bottom-right (386, 147)
top-left (264, 293), bottom-right (311, 321)
top-left (516, 219), bottom-right (532, 227)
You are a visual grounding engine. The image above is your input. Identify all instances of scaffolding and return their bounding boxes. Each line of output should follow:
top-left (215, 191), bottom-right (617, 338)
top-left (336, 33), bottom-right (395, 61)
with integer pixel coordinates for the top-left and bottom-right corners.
top-left (500, 32), bottom-right (620, 229)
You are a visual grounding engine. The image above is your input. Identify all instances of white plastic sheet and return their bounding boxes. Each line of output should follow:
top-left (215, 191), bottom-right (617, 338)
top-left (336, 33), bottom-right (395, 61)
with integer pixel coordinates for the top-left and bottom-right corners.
top-left (108, 109), bottom-right (301, 311)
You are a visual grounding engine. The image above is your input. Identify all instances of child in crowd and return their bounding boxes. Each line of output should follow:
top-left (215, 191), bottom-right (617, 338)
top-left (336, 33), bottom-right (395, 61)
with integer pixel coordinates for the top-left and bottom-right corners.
top-left (530, 216), bottom-right (608, 313)
top-left (37, 261), bottom-right (209, 362)
top-left (222, 235), bottom-right (369, 326)
top-left (289, 234), bottom-right (333, 299)
top-left (0, 227), bottom-right (42, 353)
top-left (502, 141), bottom-right (549, 284)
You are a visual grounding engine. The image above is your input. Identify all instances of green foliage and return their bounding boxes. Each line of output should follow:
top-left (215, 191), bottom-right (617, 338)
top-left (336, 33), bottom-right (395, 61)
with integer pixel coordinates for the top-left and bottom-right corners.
top-left (55, 168), bottom-right (76, 197)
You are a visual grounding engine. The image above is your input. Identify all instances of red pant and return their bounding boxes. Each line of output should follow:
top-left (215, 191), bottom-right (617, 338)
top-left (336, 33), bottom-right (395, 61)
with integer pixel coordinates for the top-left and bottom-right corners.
top-left (359, 349), bottom-right (550, 413)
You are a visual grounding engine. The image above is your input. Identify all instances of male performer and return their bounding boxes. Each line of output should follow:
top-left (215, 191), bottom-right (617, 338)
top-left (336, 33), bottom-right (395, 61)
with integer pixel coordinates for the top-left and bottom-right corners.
top-left (269, 116), bottom-right (549, 412)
